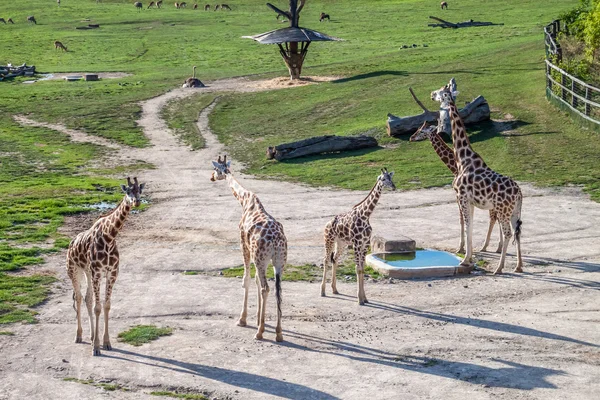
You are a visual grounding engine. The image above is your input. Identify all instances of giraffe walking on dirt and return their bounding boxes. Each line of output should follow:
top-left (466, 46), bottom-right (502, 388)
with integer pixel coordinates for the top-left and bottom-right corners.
top-left (66, 177), bottom-right (145, 356)
top-left (431, 84), bottom-right (523, 274)
top-left (211, 156), bottom-right (287, 342)
top-left (410, 122), bottom-right (503, 253)
top-left (321, 169), bottom-right (396, 305)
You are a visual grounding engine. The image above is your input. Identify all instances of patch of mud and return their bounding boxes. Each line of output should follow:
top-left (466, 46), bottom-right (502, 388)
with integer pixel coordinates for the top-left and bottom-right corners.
top-left (43, 72), bottom-right (132, 80)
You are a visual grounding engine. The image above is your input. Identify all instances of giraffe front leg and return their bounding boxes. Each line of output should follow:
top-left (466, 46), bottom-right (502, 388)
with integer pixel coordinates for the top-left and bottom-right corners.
top-left (331, 241), bottom-right (342, 295)
top-left (68, 265), bottom-right (83, 343)
top-left (457, 205), bottom-right (465, 254)
top-left (91, 268), bottom-right (102, 356)
top-left (460, 200), bottom-right (474, 266)
top-left (480, 210), bottom-right (496, 252)
top-left (353, 245), bottom-right (368, 305)
top-left (237, 238), bottom-right (251, 327)
top-left (321, 229), bottom-right (335, 297)
top-left (84, 272), bottom-right (94, 342)
top-left (103, 266), bottom-right (118, 351)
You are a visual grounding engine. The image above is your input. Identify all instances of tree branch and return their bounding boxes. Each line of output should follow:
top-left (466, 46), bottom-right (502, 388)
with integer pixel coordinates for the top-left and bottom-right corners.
top-left (267, 3), bottom-right (291, 20)
top-left (408, 87), bottom-right (430, 113)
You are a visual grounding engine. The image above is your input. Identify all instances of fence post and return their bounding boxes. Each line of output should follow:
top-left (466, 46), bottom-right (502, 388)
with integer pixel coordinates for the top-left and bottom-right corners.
top-left (573, 80), bottom-right (578, 108)
top-left (547, 62), bottom-right (552, 91)
top-left (585, 87), bottom-right (591, 116)
top-left (561, 73), bottom-right (568, 102)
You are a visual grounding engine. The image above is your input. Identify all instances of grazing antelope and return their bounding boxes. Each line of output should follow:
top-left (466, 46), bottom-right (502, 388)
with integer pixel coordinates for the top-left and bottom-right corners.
top-left (441, 1), bottom-right (448, 9)
top-left (221, 3), bottom-right (231, 10)
top-left (57, 0), bottom-right (61, 6)
top-left (204, 4), bottom-right (210, 10)
top-left (134, 2), bottom-right (143, 11)
top-left (7, 18), bottom-right (13, 24)
top-left (214, 4), bottom-right (219, 10)
top-left (193, 3), bottom-right (198, 9)
top-left (175, 2), bottom-right (180, 8)
top-left (54, 40), bottom-right (68, 51)
top-left (180, 1), bottom-right (187, 7)
top-left (0, 18), bottom-right (5, 24)
top-left (27, 16), bottom-right (37, 24)
top-left (319, 12), bottom-right (330, 22)
top-left (147, 1), bottom-right (155, 8)
top-left (157, 0), bottom-right (163, 7)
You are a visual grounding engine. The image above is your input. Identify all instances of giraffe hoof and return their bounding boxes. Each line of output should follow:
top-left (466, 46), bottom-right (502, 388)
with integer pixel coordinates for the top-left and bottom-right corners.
top-left (514, 267), bottom-right (523, 273)
top-left (236, 320), bottom-right (247, 327)
top-left (495, 247), bottom-right (502, 254)
top-left (75, 336), bottom-right (82, 343)
top-left (493, 270), bottom-right (503, 275)
top-left (103, 343), bottom-right (112, 351)
top-left (275, 333), bottom-right (284, 342)
top-left (332, 290), bottom-right (339, 295)
top-left (320, 292), bottom-right (326, 297)
top-left (92, 347), bottom-right (101, 356)
top-left (358, 300), bottom-right (365, 306)
top-left (363, 298), bottom-right (369, 304)
top-left (254, 333), bottom-right (263, 340)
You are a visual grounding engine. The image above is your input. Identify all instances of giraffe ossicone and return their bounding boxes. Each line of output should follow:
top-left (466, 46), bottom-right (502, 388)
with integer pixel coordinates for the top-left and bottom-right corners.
top-left (66, 177), bottom-right (145, 356)
top-left (211, 155), bottom-right (287, 342)
top-left (322, 168), bottom-right (396, 305)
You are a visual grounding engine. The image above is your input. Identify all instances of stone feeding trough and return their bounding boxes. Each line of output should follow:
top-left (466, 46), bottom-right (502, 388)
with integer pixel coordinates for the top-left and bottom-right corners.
top-left (367, 234), bottom-right (472, 279)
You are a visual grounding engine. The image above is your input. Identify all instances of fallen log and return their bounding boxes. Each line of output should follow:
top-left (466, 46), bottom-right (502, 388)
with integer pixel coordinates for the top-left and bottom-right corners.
top-left (428, 16), bottom-right (503, 29)
top-left (266, 135), bottom-right (378, 161)
top-left (386, 83), bottom-right (490, 137)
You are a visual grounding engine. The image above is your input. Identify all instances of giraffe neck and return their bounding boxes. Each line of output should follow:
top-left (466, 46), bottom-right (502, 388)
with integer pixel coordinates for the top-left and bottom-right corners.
top-left (447, 101), bottom-right (476, 168)
top-left (226, 174), bottom-right (264, 213)
top-left (353, 179), bottom-right (383, 218)
top-left (100, 196), bottom-right (132, 240)
top-left (428, 132), bottom-right (458, 175)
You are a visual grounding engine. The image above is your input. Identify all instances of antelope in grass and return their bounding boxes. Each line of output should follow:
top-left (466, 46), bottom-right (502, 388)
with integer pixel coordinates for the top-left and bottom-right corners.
top-left (147, 1), bottom-right (156, 8)
top-left (27, 15), bottom-right (37, 24)
top-left (193, 3), bottom-right (198, 9)
top-left (204, 3), bottom-right (210, 10)
top-left (0, 18), bottom-right (5, 24)
top-left (214, 4), bottom-right (219, 10)
top-left (441, 1), bottom-right (448, 9)
top-left (175, 2), bottom-right (180, 8)
top-left (180, 1), bottom-right (187, 7)
top-left (157, 0), bottom-right (163, 7)
top-left (221, 3), bottom-right (231, 10)
top-left (7, 18), bottom-right (14, 24)
top-left (319, 12), bottom-right (330, 22)
top-left (54, 40), bottom-right (68, 51)
top-left (134, 2), bottom-right (143, 11)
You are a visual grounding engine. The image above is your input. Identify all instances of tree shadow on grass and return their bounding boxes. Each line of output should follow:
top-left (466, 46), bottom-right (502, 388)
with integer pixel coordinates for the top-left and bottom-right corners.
top-left (105, 348), bottom-right (339, 400)
top-left (280, 330), bottom-right (563, 390)
top-left (332, 70), bottom-right (408, 84)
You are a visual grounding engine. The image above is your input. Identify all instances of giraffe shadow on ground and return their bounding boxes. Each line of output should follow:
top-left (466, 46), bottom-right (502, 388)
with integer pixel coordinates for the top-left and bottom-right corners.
top-left (363, 300), bottom-right (599, 348)
top-left (280, 330), bottom-right (563, 389)
top-left (481, 252), bottom-right (600, 273)
top-left (105, 348), bottom-right (340, 400)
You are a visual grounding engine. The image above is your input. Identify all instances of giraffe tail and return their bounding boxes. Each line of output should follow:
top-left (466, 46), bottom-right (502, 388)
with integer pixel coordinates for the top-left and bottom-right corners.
top-left (512, 196), bottom-right (523, 245)
top-left (275, 271), bottom-right (282, 317)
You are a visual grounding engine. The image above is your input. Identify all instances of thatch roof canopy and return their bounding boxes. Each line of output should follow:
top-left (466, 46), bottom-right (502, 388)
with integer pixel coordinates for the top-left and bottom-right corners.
top-left (242, 27), bottom-right (342, 44)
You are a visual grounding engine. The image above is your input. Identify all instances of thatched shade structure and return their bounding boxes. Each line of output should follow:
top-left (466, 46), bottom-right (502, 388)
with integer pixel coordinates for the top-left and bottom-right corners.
top-left (243, 1), bottom-right (341, 80)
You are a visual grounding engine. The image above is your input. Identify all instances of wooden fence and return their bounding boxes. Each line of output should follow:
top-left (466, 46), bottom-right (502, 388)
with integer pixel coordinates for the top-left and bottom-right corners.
top-left (544, 20), bottom-right (600, 129)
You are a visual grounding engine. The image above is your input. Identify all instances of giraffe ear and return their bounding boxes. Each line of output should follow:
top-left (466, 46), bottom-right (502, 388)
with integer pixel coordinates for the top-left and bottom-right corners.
top-left (120, 184), bottom-right (128, 193)
top-left (226, 161), bottom-right (231, 168)
top-left (452, 90), bottom-right (459, 98)
top-left (212, 161), bottom-right (220, 168)
top-left (139, 183), bottom-right (145, 193)
top-left (389, 171), bottom-right (395, 178)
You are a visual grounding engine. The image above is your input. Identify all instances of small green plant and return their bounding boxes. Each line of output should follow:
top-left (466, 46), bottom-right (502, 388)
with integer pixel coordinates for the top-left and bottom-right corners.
top-left (63, 377), bottom-right (127, 391)
top-left (0, 273), bottom-right (57, 324)
top-left (117, 325), bottom-right (173, 346)
top-left (160, 94), bottom-right (216, 150)
top-left (0, 331), bottom-right (14, 335)
top-left (150, 391), bottom-right (208, 400)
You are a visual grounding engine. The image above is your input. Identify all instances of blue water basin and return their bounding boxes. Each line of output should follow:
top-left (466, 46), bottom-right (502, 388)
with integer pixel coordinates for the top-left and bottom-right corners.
top-left (372, 250), bottom-right (461, 268)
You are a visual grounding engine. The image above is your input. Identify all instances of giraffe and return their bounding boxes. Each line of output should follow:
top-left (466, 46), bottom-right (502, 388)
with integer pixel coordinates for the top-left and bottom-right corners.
top-left (409, 122), bottom-right (503, 254)
top-left (431, 84), bottom-right (523, 274)
top-left (66, 177), bottom-right (145, 356)
top-left (211, 156), bottom-right (287, 342)
top-left (321, 169), bottom-right (396, 305)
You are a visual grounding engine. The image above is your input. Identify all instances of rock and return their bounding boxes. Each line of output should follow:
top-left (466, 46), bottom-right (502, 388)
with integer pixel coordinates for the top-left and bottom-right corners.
top-left (427, 283), bottom-right (432, 287)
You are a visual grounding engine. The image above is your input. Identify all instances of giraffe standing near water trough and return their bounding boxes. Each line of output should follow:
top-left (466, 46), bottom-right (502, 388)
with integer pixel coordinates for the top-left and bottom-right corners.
top-left (409, 122), bottom-right (503, 253)
top-left (431, 84), bottom-right (523, 274)
top-left (211, 156), bottom-right (287, 342)
top-left (66, 177), bottom-right (145, 356)
top-left (321, 169), bottom-right (396, 305)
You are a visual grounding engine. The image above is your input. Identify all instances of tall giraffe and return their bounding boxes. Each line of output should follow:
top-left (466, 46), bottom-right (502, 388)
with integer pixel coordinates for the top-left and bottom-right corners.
top-left (67, 177), bottom-right (145, 356)
top-left (321, 169), bottom-right (396, 305)
top-left (211, 156), bottom-right (287, 342)
top-left (431, 85), bottom-right (523, 274)
top-left (410, 122), bottom-right (503, 254)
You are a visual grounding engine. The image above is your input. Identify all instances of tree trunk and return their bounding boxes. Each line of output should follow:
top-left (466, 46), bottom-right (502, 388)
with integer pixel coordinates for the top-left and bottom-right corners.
top-left (278, 41), bottom-right (309, 80)
top-left (267, 135), bottom-right (378, 161)
top-left (386, 96), bottom-right (490, 137)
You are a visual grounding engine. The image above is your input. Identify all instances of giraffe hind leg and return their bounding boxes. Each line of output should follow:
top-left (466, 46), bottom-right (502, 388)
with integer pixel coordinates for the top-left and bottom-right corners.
top-left (68, 264), bottom-right (83, 343)
top-left (273, 247), bottom-right (286, 342)
top-left (321, 228), bottom-right (335, 297)
top-left (254, 257), bottom-right (270, 340)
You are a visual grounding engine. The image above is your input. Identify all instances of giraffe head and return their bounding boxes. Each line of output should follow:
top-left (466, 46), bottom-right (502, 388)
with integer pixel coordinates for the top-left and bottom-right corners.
top-left (431, 84), bottom-right (459, 108)
top-left (409, 121), bottom-right (437, 142)
top-left (120, 177), bottom-right (145, 207)
top-left (210, 155), bottom-right (231, 181)
top-left (378, 168), bottom-right (396, 191)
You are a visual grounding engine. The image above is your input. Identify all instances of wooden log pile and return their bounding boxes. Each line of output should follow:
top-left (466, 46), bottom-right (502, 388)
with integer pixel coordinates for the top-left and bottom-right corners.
top-left (386, 78), bottom-right (490, 137)
top-left (266, 135), bottom-right (378, 161)
top-left (428, 16), bottom-right (503, 29)
top-left (0, 63), bottom-right (36, 81)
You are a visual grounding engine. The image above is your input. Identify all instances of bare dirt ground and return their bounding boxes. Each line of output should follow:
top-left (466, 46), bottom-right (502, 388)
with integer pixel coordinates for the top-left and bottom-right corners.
top-left (1, 78), bottom-right (599, 400)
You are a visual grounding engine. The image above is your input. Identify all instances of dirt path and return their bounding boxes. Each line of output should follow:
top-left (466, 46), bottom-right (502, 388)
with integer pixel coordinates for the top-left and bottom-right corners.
top-left (2, 78), bottom-right (600, 400)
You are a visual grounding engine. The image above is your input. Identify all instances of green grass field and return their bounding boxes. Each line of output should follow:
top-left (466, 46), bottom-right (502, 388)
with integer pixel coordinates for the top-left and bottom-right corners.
top-left (0, 0), bottom-right (591, 325)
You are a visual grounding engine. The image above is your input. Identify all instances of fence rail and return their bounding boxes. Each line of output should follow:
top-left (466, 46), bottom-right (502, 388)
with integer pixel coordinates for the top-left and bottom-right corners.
top-left (544, 20), bottom-right (600, 129)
